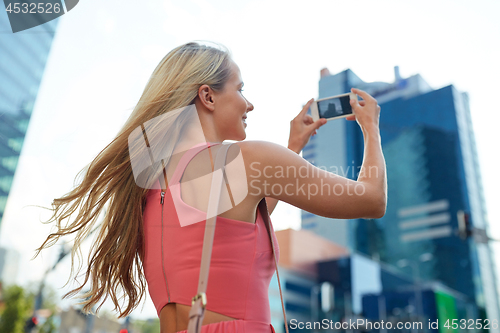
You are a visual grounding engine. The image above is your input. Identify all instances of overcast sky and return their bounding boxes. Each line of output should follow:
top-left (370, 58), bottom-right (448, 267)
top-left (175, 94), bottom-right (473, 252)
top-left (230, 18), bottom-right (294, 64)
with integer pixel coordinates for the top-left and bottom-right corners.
top-left (1, 0), bottom-right (499, 320)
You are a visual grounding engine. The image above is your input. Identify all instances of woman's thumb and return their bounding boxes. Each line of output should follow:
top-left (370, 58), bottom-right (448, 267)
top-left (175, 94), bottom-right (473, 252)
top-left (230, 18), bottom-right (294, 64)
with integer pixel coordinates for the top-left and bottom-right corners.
top-left (310, 118), bottom-right (326, 134)
top-left (315, 118), bottom-right (327, 128)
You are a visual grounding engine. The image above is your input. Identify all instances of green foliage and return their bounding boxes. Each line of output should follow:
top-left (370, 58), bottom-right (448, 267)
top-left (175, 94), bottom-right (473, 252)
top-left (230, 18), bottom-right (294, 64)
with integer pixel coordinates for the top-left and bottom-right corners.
top-left (134, 318), bottom-right (161, 333)
top-left (25, 283), bottom-right (58, 313)
top-left (39, 315), bottom-right (57, 333)
top-left (0, 283), bottom-right (61, 333)
top-left (0, 285), bottom-right (32, 333)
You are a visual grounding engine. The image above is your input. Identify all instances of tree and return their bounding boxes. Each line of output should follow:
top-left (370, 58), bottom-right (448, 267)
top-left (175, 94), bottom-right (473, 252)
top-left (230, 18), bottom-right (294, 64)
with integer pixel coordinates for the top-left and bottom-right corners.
top-left (0, 285), bottom-right (33, 333)
top-left (26, 283), bottom-right (59, 333)
top-left (134, 318), bottom-right (161, 333)
top-left (38, 315), bottom-right (57, 333)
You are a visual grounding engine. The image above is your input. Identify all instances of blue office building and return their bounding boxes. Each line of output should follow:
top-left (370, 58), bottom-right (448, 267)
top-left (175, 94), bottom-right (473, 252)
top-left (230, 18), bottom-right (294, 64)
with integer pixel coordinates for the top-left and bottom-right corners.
top-left (0, 10), bottom-right (59, 231)
top-left (269, 251), bottom-right (481, 333)
top-left (269, 267), bottom-right (317, 333)
top-left (301, 67), bottom-right (499, 326)
top-left (318, 254), bottom-right (477, 333)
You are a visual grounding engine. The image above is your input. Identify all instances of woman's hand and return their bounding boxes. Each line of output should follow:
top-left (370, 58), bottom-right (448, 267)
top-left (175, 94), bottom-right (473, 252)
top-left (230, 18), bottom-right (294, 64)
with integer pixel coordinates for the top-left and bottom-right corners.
top-left (345, 88), bottom-right (381, 132)
top-left (288, 98), bottom-right (327, 154)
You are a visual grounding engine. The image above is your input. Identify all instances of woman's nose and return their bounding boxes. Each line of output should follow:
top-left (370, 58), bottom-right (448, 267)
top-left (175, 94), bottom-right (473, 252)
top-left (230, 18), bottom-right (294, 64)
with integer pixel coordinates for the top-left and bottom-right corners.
top-left (247, 100), bottom-right (254, 112)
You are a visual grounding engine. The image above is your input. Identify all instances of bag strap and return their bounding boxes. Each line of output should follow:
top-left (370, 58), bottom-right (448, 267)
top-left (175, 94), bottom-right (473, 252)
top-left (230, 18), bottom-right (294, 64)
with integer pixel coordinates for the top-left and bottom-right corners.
top-left (187, 142), bottom-right (232, 333)
top-left (187, 142), bottom-right (288, 333)
top-left (259, 198), bottom-right (289, 333)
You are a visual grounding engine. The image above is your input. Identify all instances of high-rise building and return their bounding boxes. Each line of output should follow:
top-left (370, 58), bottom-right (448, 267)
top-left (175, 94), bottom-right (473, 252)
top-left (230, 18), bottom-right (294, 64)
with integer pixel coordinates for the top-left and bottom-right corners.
top-left (0, 10), bottom-right (59, 231)
top-left (0, 246), bottom-right (20, 285)
top-left (302, 67), bottom-right (499, 325)
top-left (269, 228), bottom-right (350, 333)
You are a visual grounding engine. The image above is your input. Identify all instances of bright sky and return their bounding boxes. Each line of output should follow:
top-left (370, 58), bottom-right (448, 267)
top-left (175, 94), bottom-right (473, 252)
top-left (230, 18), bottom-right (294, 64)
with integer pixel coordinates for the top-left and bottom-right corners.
top-left (1, 0), bottom-right (499, 320)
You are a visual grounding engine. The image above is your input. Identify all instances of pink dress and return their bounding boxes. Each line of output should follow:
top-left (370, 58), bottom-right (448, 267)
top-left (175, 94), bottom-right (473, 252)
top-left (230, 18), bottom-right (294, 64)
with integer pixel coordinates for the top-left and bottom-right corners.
top-left (143, 142), bottom-right (279, 332)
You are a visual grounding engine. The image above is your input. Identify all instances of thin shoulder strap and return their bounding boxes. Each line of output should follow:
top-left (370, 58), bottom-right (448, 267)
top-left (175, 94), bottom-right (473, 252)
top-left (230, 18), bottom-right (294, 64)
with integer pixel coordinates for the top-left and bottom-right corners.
top-left (259, 198), bottom-right (289, 333)
top-left (170, 142), bottom-right (219, 184)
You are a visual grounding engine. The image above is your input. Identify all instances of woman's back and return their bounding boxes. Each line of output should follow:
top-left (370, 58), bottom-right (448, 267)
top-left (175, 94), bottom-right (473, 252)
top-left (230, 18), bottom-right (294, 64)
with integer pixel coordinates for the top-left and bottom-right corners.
top-left (161, 141), bottom-right (263, 224)
top-left (143, 141), bottom-right (279, 332)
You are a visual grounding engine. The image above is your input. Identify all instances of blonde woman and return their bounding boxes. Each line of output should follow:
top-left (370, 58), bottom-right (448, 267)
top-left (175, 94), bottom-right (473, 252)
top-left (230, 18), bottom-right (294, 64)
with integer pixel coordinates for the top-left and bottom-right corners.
top-left (36, 42), bottom-right (386, 333)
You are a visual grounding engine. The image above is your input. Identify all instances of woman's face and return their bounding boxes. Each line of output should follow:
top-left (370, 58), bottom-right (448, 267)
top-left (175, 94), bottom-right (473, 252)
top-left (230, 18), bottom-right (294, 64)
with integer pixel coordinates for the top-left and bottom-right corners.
top-left (213, 60), bottom-right (254, 141)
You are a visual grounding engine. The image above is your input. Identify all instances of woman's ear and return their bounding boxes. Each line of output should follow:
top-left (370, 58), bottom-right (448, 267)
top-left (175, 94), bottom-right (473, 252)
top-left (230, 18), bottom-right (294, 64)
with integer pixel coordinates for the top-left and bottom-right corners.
top-left (197, 84), bottom-right (215, 112)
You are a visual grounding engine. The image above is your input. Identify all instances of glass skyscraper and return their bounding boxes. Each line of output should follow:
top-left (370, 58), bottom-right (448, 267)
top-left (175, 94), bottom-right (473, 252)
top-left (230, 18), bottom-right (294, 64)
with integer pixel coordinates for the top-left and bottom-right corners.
top-left (0, 10), bottom-right (59, 231)
top-left (302, 67), bottom-right (499, 326)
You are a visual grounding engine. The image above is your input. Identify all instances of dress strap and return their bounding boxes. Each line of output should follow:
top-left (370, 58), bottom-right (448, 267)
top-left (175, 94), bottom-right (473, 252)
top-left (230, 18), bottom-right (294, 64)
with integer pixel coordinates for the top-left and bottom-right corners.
top-left (170, 142), bottom-right (220, 184)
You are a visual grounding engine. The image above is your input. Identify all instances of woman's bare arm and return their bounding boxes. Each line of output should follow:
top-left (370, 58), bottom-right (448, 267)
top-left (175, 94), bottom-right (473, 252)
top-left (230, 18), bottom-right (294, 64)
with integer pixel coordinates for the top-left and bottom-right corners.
top-left (266, 99), bottom-right (328, 215)
top-left (265, 143), bottom-right (312, 215)
top-left (240, 88), bottom-right (386, 220)
top-left (347, 88), bottom-right (387, 216)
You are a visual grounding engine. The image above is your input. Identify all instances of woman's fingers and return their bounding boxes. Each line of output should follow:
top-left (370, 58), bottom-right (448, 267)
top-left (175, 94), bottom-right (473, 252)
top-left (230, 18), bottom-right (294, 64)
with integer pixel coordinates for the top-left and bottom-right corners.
top-left (289, 98), bottom-right (326, 151)
top-left (350, 98), bottom-right (360, 112)
top-left (348, 88), bottom-right (380, 127)
top-left (300, 98), bottom-right (315, 116)
top-left (351, 88), bottom-right (374, 102)
top-left (304, 114), bottom-right (314, 124)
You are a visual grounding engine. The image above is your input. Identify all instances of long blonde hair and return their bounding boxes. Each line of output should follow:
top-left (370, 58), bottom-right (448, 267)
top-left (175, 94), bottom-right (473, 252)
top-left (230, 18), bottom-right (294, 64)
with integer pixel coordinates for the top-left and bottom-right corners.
top-left (34, 41), bottom-right (233, 317)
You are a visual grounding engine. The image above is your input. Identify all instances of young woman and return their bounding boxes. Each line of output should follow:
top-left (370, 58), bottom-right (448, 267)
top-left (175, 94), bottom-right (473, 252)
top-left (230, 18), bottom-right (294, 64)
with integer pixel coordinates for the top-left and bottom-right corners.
top-left (36, 42), bottom-right (386, 333)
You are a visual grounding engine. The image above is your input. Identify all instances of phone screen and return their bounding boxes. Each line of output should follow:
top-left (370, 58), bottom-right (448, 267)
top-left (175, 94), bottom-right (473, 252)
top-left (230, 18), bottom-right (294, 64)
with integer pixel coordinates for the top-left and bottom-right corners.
top-left (317, 95), bottom-right (353, 119)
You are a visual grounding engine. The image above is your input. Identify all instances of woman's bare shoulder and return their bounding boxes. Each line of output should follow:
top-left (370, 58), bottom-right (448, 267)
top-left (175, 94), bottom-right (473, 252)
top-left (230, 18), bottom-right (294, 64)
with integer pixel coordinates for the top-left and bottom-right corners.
top-left (228, 139), bottom-right (311, 183)
top-left (232, 140), bottom-right (296, 163)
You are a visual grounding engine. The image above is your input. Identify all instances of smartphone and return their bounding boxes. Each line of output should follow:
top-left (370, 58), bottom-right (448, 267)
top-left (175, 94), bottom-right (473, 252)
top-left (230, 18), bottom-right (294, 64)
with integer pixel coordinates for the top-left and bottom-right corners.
top-left (310, 92), bottom-right (358, 122)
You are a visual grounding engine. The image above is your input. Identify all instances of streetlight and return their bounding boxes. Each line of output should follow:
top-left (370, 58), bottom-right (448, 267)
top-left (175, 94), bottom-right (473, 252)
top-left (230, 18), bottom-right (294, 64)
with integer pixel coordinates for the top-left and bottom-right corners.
top-left (397, 253), bottom-right (433, 331)
top-left (34, 242), bottom-right (72, 312)
top-left (32, 213), bottom-right (105, 332)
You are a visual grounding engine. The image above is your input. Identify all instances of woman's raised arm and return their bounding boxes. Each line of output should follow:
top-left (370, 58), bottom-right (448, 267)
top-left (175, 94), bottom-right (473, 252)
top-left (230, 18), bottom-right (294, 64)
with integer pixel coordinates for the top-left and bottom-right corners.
top-left (239, 88), bottom-right (387, 220)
